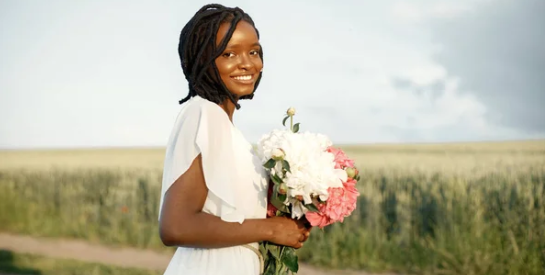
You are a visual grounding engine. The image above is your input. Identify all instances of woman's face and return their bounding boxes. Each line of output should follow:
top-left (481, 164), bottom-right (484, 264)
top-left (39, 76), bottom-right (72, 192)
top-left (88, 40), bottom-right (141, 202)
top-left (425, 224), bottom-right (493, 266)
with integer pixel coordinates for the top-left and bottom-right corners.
top-left (215, 20), bottom-right (263, 98)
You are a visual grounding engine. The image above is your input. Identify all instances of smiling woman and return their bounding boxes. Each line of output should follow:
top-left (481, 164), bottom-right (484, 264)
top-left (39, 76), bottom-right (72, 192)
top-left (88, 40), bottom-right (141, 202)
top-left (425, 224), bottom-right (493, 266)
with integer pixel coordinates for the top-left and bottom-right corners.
top-left (176, 4), bottom-right (264, 113)
top-left (215, 20), bottom-right (263, 99)
top-left (157, 4), bottom-right (311, 275)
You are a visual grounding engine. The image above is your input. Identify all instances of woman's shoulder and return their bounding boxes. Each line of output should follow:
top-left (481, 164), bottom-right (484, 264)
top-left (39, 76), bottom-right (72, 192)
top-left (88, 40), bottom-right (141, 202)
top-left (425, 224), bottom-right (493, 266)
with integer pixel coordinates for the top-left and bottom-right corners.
top-left (179, 95), bottom-right (229, 123)
top-left (170, 95), bottom-right (232, 141)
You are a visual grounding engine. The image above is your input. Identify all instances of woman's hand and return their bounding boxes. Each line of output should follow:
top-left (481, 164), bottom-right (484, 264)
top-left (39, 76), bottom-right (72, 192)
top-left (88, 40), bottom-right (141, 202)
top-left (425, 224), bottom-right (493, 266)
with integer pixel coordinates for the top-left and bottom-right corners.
top-left (266, 216), bottom-right (311, 249)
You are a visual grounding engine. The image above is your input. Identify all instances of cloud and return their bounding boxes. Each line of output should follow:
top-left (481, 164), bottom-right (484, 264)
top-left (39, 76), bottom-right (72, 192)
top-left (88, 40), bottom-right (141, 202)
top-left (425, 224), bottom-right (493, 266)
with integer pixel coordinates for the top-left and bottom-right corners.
top-left (392, 0), bottom-right (473, 22)
top-left (391, 77), bottom-right (446, 101)
top-left (385, 73), bottom-right (535, 143)
top-left (428, 0), bottom-right (545, 133)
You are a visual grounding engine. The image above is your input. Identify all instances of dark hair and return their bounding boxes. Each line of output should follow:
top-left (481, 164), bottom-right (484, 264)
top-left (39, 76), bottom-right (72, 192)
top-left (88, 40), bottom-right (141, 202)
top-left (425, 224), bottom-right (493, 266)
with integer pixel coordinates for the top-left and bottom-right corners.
top-left (177, 4), bottom-right (263, 109)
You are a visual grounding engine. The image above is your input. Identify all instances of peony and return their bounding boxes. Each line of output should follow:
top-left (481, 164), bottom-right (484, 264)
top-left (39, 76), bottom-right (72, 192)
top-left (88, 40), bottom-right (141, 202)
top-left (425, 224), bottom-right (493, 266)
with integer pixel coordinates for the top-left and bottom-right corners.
top-left (346, 167), bottom-right (358, 179)
top-left (327, 147), bottom-right (355, 169)
top-left (306, 178), bottom-right (360, 228)
top-left (305, 147), bottom-right (360, 228)
top-left (258, 129), bottom-right (349, 219)
top-left (286, 107), bottom-right (296, 116)
top-left (271, 148), bottom-right (285, 161)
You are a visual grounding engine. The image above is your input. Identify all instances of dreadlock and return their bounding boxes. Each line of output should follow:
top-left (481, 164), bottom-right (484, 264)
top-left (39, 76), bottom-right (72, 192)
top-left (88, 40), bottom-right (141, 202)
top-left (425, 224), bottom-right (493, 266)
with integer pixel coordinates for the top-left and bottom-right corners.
top-left (177, 4), bottom-right (263, 109)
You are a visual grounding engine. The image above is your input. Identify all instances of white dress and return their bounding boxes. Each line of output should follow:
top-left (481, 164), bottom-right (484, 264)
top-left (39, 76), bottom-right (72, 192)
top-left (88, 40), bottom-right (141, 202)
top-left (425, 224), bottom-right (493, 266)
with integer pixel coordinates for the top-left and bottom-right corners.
top-left (158, 95), bottom-right (269, 275)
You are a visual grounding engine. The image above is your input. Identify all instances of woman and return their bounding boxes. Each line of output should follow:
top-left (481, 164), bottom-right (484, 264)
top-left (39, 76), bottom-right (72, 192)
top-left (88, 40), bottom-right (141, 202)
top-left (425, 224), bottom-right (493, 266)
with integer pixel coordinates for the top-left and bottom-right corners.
top-left (158, 4), bottom-right (311, 275)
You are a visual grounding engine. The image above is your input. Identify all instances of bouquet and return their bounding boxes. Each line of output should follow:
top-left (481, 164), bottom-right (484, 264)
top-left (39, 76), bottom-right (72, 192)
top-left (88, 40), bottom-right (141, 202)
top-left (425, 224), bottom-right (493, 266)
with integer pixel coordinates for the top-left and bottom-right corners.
top-left (257, 107), bottom-right (360, 274)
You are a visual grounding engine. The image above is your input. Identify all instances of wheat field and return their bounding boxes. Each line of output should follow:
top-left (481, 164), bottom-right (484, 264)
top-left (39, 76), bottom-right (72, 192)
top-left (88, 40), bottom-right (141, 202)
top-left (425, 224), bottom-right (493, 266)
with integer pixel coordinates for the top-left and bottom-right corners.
top-left (1, 140), bottom-right (544, 275)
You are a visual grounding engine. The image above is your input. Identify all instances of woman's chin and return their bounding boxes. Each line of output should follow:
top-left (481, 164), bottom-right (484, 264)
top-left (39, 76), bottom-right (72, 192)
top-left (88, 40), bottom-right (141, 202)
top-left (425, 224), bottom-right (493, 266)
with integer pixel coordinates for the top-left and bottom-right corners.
top-left (230, 88), bottom-right (256, 98)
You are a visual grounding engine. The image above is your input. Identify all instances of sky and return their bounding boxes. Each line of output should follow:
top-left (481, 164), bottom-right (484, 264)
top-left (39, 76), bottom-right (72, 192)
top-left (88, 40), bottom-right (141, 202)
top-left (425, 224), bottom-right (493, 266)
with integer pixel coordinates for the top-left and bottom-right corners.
top-left (1, 0), bottom-right (544, 149)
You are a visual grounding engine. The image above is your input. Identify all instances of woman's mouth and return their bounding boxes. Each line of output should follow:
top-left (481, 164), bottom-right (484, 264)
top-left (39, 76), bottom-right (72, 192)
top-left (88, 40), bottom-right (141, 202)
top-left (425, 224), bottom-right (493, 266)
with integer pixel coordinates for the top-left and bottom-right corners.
top-left (231, 74), bottom-right (255, 84)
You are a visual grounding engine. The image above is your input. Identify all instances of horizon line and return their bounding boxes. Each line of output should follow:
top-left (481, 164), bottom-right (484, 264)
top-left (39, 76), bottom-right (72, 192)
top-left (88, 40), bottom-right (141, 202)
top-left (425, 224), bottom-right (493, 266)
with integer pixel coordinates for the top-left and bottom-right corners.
top-left (1, 138), bottom-right (544, 151)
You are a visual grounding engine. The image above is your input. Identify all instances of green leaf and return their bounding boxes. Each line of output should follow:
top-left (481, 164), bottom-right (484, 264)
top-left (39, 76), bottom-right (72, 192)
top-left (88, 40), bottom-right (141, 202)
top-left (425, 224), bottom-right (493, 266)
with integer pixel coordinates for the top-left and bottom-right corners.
top-left (280, 247), bottom-right (299, 272)
top-left (271, 188), bottom-right (289, 213)
top-left (259, 242), bottom-right (268, 256)
top-left (282, 115), bottom-right (289, 127)
top-left (268, 244), bottom-right (281, 260)
top-left (263, 159), bottom-right (276, 169)
top-left (272, 199), bottom-right (288, 214)
top-left (292, 123), bottom-right (300, 133)
top-left (263, 257), bottom-right (277, 275)
top-left (277, 192), bottom-right (287, 203)
top-left (305, 203), bottom-right (320, 212)
top-left (282, 160), bottom-right (291, 173)
top-left (260, 242), bottom-right (283, 275)
top-left (271, 173), bottom-right (283, 185)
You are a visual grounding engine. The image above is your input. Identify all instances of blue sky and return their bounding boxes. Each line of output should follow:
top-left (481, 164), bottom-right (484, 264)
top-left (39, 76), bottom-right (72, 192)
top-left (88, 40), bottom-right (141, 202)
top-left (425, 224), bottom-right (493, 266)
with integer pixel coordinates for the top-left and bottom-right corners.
top-left (1, 0), bottom-right (543, 149)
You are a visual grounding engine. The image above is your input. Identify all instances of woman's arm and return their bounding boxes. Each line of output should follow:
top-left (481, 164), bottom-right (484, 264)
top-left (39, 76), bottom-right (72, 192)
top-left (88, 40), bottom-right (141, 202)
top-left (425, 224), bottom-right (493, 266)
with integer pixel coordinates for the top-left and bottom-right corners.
top-left (159, 154), bottom-right (309, 249)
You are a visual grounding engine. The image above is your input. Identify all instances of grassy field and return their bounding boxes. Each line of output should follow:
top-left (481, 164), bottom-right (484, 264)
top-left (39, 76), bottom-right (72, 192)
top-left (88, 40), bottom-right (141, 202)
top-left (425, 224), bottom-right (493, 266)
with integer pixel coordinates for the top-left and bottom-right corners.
top-left (1, 140), bottom-right (544, 275)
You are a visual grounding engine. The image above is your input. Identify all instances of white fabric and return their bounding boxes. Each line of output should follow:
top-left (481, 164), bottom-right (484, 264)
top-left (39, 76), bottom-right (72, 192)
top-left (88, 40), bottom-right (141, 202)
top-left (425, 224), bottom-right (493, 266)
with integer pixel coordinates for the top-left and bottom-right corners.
top-left (159, 95), bottom-right (269, 275)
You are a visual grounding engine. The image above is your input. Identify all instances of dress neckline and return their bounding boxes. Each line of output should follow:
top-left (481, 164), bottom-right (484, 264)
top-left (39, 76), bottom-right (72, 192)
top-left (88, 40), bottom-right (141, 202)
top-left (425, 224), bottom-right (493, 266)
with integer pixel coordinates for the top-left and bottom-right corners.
top-left (191, 95), bottom-right (248, 144)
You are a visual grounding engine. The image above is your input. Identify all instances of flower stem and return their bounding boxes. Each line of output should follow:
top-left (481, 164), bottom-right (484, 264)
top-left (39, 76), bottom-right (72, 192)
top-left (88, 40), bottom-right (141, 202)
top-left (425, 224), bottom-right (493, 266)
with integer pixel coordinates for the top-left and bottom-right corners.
top-left (277, 246), bottom-right (285, 274)
top-left (290, 116), bottom-right (293, 132)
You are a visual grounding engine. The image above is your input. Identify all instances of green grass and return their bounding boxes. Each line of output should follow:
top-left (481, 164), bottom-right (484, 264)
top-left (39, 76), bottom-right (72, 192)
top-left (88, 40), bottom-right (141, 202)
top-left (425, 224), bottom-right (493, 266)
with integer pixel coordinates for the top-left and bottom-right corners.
top-left (298, 170), bottom-right (545, 275)
top-left (0, 168), bottom-right (166, 252)
top-left (0, 250), bottom-right (161, 275)
top-left (1, 140), bottom-right (545, 275)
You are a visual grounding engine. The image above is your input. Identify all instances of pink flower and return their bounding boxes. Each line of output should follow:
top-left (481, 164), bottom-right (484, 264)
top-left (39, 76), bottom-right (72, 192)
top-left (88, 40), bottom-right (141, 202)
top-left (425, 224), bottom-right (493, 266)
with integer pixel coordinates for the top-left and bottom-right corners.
top-left (305, 147), bottom-right (360, 228)
top-left (305, 206), bottom-right (330, 228)
top-left (342, 179), bottom-right (359, 213)
top-left (306, 178), bottom-right (360, 229)
top-left (327, 147), bottom-right (355, 169)
top-left (267, 203), bottom-right (278, 217)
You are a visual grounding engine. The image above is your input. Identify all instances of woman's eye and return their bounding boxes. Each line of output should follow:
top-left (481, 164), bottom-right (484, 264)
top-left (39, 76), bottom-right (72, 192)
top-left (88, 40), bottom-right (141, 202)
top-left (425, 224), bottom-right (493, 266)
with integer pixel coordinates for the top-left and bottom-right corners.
top-left (223, 52), bottom-right (235, 58)
top-left (250, 50), bottom-right (259, 55)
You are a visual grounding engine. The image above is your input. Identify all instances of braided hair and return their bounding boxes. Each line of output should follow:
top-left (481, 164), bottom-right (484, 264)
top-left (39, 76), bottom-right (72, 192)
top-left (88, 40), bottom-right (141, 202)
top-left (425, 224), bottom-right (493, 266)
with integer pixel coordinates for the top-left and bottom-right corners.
top-left (177, 4), bottom-right (263, 109)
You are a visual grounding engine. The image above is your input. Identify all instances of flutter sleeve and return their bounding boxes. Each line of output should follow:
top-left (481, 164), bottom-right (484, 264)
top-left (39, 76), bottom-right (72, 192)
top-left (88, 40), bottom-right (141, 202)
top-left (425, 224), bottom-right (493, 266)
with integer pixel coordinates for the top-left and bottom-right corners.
top-left (158, 99), bottom-right (245, 224)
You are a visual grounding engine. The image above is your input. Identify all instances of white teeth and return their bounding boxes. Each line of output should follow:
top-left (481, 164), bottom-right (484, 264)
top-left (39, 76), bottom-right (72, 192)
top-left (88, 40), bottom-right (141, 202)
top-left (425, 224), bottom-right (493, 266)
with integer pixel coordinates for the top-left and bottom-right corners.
top-left (233, 75), bottom-right (252, 81)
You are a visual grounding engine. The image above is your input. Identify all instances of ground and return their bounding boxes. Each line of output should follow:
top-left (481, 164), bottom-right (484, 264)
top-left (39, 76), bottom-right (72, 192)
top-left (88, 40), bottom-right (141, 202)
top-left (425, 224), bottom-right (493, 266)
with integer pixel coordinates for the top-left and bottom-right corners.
top-left (0, 232), bottom-right (400, 275)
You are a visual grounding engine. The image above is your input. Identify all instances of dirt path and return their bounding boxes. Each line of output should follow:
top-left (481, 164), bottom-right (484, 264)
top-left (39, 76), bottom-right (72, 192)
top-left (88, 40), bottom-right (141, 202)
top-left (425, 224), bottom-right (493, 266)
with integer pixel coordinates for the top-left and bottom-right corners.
top-left (0, 232), bottom-right (398, 275)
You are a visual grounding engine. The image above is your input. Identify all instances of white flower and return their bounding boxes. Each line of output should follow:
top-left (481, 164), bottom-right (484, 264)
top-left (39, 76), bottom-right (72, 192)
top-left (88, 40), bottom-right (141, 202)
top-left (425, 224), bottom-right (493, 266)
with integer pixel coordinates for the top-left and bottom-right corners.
top-left (257, 128), bottom-right (346, 219)
top-left (271, 148), bottom-right (285, 160)
top-left (290, 199), bottom-right (306, 219)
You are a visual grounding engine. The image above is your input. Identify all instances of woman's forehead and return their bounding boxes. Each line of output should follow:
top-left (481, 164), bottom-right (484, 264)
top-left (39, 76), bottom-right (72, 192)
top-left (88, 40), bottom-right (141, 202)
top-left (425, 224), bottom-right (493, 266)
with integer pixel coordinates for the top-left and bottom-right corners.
top-left (216, 20), bottom-right (259, 48)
